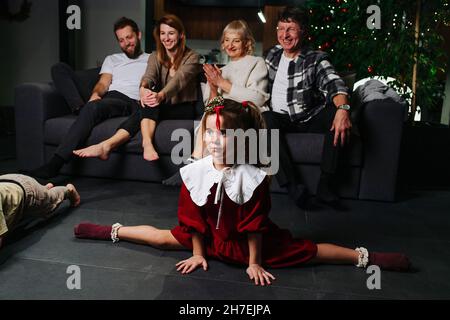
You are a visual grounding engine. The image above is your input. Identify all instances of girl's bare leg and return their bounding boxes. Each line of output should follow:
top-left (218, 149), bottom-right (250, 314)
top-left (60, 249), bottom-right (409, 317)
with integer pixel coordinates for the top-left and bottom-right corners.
top-left (73, 129), bottom-right (131, 160)
top-left (117, 225), bottom-right (184, 250)
top-left (310, 243), bottom-right (359, 265)
top-left (141, 119), bottom-right (159, 161)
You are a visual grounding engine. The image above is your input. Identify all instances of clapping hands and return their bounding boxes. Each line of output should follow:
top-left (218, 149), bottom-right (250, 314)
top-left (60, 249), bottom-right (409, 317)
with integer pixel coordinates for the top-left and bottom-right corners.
top-left (203, 64), bottom-right (223, 90)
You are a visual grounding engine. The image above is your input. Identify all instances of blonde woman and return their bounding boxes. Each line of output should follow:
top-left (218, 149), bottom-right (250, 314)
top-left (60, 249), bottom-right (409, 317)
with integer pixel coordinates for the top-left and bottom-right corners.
top-left (202, 20), bottom-right (269, 110)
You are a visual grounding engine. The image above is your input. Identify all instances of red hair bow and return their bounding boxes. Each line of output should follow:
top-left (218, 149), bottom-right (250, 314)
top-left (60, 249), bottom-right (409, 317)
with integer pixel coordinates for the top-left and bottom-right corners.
top-left (214, 105), bottom-right (224, 130)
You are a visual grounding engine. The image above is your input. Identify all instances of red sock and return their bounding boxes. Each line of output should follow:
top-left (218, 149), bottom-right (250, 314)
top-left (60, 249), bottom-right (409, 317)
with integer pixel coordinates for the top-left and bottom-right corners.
top-left (370, 252), bottom-right (411, 271)
top-left (74, 222), bottom-right (112, 240)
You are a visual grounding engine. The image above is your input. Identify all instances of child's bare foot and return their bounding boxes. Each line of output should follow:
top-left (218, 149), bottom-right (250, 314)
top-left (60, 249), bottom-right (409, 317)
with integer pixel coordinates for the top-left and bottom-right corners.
top-left (142, 142), bottom-right (159, 161)
top-left (73, 143), bottom-right (111, 160)
top-left (45, 183), bottom-right (54, 189)
top-left (66, 184), bottom-right (81, 207)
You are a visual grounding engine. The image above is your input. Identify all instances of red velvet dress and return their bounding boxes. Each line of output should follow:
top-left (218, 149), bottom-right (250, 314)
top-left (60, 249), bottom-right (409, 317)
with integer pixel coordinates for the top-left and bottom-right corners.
top-left (171, 178), bottom-right (317, 268)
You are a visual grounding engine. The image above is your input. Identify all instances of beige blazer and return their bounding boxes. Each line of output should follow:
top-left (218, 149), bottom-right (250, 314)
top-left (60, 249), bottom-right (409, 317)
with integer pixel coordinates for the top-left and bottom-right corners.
top-left (141, 48), bottom-right (201, 105)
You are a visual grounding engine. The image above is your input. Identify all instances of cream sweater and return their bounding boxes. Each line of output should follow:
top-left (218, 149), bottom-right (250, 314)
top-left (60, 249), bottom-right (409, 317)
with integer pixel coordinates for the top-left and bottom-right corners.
top-left (203, 55), bottom-right (270, 110)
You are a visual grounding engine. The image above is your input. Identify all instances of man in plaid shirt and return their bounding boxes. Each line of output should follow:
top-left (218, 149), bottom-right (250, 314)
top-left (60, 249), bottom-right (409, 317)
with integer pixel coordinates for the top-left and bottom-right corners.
top-left (263, 7), bottom-right (352, 209)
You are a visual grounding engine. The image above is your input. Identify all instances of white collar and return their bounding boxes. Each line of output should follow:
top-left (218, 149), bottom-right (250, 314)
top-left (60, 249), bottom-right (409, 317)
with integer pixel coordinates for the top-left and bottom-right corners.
top-left (180, 155), bottom-right (267, 207)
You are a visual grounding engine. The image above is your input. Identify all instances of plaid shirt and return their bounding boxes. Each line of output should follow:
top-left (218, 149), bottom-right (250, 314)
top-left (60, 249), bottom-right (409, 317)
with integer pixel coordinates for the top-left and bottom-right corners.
top-left (265, 45), bottom-right (349, 122)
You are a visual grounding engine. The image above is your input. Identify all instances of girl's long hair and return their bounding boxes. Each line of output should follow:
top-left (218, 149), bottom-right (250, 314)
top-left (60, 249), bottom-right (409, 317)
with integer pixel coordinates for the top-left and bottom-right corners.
top-left (153, 14), bottom-right (187, 70)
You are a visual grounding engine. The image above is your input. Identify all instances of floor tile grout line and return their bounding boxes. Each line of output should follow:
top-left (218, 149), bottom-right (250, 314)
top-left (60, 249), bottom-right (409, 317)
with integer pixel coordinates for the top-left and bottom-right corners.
top-left (16, 255), bottom-right (152, 273)
top-left (67, 206), bottom-right (178, 218)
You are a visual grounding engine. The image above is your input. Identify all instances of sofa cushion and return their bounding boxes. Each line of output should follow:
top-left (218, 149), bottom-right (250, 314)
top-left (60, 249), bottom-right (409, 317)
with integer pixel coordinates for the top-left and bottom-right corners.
top-left (285, 132), bottom-right (363, 166)
top-left (153, 120), bottom-right (195, 155)
top-left (44, 116), bottom-right (195, 155)
top-left (44, 115), bottom-right (124, 147)
top-left (44, 115), bottom-right (362, 164)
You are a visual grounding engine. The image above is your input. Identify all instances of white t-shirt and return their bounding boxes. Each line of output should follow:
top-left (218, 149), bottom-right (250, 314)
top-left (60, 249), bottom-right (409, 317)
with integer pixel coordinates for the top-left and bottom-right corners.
top-left (270, 53), bottom-right (295, 113)
top-left (100, 52), bottom-right (150, 100)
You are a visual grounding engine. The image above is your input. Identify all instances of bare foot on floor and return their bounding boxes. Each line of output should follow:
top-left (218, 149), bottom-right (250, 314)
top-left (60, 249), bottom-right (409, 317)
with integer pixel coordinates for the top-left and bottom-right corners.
top-left (45, 183), bottom-right (54, 189)
top-left (73, 143), bottom-right (111, 160)
top-left (66, 184), bottom-right (81, 207)
top-left (143, 142), bottom-right (159, 161)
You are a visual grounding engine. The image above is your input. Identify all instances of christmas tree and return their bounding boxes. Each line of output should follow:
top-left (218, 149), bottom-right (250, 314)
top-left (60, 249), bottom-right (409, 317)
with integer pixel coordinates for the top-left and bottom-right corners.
top-left (301, 0), bottom-right (450, 119)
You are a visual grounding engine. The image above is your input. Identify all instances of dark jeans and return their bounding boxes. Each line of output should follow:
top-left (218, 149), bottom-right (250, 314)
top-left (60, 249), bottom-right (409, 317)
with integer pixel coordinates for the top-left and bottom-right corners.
top-left (263, 105), bottom-right (341, 188)
top-left (51, 62), bottom-right (99, 113)
top-left (55, 90), bottom-right (140, 161)
top-left (119, 102), bottom-right (196, 137)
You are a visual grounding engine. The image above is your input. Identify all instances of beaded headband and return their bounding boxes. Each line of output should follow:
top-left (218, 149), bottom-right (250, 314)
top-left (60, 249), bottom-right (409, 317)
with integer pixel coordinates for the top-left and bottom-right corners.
top-left (204, 96), bottom-right (225, 113)
top-left (204, 97), bottom-right (250, 130)
top-left (204, 96), bottom-right (250, 113)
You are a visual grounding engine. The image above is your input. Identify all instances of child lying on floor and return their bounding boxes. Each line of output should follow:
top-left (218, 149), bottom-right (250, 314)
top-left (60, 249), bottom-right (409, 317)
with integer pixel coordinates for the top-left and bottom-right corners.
top-left (74, 98), bottom-right (410, 286)
top-left (0, 174), bottom-right (80, 249)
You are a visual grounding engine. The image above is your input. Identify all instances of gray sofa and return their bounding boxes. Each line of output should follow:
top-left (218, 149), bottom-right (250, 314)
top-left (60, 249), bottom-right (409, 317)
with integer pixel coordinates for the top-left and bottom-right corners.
top-left (14, 76), bottom-right (406, 202)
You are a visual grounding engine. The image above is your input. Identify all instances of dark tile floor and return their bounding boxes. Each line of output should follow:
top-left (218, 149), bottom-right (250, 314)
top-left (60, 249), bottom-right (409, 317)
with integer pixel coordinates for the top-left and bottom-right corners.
top-left (1, 136), bottom-right (450, 300)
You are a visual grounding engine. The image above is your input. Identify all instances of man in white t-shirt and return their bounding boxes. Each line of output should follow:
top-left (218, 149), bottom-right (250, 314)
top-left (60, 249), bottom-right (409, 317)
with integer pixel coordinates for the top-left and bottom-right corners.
top-left (31, 17), bottom-right (150, 178)
top-left (264, 7), bottom-right (352, 210)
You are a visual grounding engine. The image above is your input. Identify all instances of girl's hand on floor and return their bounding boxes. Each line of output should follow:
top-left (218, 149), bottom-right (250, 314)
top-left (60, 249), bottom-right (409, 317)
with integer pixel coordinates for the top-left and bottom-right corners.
top-left (176, 255), bottom-right (208, 274)
top-left (246, 264), bottom-right (276, 286)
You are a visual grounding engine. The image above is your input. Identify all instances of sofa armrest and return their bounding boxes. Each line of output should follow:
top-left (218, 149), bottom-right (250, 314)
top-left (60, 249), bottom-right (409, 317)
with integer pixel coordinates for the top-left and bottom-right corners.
top-left (14, 82), bottom-right (70, 171)
top-left (358, 100), bottom-right (407, 201)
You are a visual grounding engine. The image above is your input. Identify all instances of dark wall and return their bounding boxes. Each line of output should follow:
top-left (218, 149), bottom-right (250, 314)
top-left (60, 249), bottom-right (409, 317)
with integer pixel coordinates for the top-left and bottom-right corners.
top-left (0, 0), bottom-right (59, 106)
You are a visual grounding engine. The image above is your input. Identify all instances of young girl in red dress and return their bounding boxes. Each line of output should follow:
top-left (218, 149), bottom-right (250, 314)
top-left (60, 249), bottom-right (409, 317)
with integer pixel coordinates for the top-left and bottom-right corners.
top-left (74, 97), bottom-right (411, 286)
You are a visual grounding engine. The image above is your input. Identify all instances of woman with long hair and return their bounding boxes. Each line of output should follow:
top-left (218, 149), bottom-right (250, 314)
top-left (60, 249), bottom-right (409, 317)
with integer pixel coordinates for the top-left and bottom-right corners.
top-left (74, 14), bottom-right (201, 161)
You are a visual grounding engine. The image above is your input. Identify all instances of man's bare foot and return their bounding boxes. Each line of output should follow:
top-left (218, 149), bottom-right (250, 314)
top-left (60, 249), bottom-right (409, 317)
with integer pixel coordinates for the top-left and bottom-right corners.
top-left (73, 143), bottom-right (111, 160)
top-left (45, 183), bottom-right (54, 189)
top-left (66, 184), bottom-right (81, 207)
top-left (143, 142), bottom-right (159, 161)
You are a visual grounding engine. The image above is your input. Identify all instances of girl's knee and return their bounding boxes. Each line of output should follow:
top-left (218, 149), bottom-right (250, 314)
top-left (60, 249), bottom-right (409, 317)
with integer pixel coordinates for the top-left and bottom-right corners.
top-left (150, 231), bottom-right (180, 249)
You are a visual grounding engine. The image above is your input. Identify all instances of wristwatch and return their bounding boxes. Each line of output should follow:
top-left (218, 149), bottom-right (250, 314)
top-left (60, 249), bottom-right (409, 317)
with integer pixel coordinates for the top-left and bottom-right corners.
top-left (337, 104), bottom-right (351, 111)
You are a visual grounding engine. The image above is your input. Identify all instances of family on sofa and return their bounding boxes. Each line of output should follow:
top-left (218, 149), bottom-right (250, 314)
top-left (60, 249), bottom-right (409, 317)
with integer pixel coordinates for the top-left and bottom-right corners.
top-left (2, 8), bottom-right (412, 283)
top-left (31, 8), bottom-right (352, 210)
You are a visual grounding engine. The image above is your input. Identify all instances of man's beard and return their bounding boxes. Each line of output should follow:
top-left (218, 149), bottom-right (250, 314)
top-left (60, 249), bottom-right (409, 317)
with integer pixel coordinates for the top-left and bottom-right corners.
top-left (123, 40), bottom-right (142, 59)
